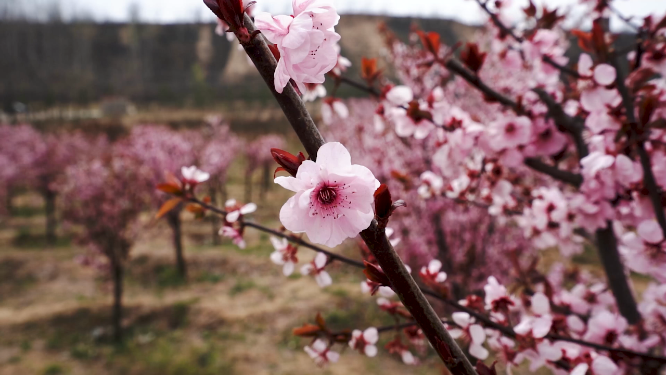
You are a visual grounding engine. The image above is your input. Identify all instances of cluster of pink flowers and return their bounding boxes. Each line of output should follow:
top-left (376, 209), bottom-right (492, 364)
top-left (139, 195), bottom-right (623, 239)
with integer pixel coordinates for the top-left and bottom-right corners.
top-left (255, 0), bottom-right (342, 93)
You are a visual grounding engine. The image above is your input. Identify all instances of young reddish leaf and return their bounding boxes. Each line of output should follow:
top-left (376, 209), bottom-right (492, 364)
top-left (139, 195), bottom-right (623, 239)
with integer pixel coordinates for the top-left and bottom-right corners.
top-left (363, 261), bottom-right (390, 286)
top-left (293, 324), bottom-right (322, 337)
top-left (315, 312), bottom-right (327, 331)
top-left (271, 148), bottom-right (306, 177)
top-left (374, 184), bottom-right (392, 219)
top-left (523, 0), bottom-right (537, 18)
top-left (460, 43), bottom-right (487, 74)
top-left (416, 30), bottom-right (441, 56)
top-left (476, 360), bottom-right (498, 375)
top-left (361, 57), bottom-right (381, 84)
top-left (157, 183), bottom-right (183, 195)
top-left (155, 197), bottom-right (182, 219)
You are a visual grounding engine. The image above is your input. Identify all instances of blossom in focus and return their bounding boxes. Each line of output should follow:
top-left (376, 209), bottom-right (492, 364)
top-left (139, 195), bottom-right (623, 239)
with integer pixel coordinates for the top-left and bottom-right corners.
top-left (181, 165), bottom-right (210, 186)
top-left (269, 236), bottom-right (298, 276)
top-left (275, 142), bottom-right (380, 247)
top-left (349, 327), bottom-right (379, 357)
top-left (255, 0), bottom-right (341, 93)
top-left (225, 198), bottom-right (257, 223)
top-left (304, 338), bottom-right (339, 367)
top-left (301, 252), bottom-right (332, 287)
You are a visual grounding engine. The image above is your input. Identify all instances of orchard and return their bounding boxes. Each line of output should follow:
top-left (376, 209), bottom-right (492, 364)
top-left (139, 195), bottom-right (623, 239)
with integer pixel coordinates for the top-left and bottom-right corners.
top-left (2, 0), bottom-right (666, 374)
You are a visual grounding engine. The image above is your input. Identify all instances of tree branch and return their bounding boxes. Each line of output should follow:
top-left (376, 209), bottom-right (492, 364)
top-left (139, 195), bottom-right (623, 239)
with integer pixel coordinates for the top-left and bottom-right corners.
top-left (443, 58), bottom-right (522, 113)
top-left (609, 50), bottom-right (666, 240)
top-left (475, 0), bottom-right (582, 79)
top-left (524, 157), bottom-right (583, 187)
top-left (336, 75), bottom-right (380, 97)
top-left (188, 196), bottom-right (666, 365)
top-left (239, 13), bottom-right (478, 375)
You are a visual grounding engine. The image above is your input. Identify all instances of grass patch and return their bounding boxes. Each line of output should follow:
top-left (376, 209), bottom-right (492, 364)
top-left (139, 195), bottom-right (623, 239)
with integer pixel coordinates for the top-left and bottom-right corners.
top-left (229, 279), bottom-right (256, 296)
top-left (42, 364), bottom-right (67, 375)
top-left (11, 227), bottom-right (71, 249)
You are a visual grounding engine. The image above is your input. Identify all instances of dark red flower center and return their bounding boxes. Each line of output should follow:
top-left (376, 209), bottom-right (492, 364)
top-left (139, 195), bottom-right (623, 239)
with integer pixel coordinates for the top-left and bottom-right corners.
top-left (318, 186), bottom-right (337, 205)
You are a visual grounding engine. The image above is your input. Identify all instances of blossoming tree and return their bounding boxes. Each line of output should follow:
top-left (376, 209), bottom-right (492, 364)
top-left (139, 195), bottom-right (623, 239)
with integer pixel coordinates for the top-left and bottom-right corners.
top-left (154, 0), bottom-right (666, 373)
top-left (61, 143), bottom-right (151, 341)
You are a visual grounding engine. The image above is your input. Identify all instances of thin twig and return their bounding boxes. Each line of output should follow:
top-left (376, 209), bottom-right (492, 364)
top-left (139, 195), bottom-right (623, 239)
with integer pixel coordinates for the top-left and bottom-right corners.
top-left (524, 157), bottom-right (583, 187)
top-left (187, 196), bottom-right (666, 364)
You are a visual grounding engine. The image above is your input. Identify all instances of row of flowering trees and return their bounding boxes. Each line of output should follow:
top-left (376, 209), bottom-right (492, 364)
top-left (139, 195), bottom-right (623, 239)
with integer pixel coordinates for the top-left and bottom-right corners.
top-left (1, 120), bottom-right (285, 340)
top-left (183, 0), bottom-right (666, 373)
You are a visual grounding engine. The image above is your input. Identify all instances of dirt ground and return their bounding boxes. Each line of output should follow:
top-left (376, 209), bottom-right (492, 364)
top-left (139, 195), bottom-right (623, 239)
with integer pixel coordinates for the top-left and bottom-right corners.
top-left (0, 176), bottom-right (453, 375)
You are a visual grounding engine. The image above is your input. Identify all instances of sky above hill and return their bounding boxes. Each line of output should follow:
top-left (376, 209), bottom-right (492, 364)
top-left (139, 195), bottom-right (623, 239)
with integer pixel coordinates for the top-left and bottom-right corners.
top-left (4, 0), bottom-right (666, 31)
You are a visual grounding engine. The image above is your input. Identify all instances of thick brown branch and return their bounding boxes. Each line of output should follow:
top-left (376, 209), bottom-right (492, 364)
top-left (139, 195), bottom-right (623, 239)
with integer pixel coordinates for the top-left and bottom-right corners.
top-left (239, 14), bottom-right (478, 375)
top-left (524, 157), bottom-right (583, 187)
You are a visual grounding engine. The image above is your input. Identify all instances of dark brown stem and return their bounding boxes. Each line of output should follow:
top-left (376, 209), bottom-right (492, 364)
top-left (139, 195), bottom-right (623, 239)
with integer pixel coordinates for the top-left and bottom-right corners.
top-left (166, 209), bottom-right (187, 278)
top-left (443, 59), bottom-right (521, 112)
top-left (360, 223), bottom-right (478, 374)
top-left (524, 157), bottom-right (583, 187)
top-left (531, 88), bottom-right (589, 158)
top-left (595, 222), bottom-right (641, 324)
top-left (238, 14), bottom-right (477, 374)
top-left (609, 52), bottom-right (666, 239)
top-left (336, 76), bottom-right (380, 97)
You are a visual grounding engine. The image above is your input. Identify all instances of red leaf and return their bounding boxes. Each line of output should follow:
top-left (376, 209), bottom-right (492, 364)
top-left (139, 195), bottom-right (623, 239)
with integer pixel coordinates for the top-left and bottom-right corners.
top-left (460, 43), bottom-right (487, 74)
top-left (157, 182), bottom-right (183, 195)
top-left (292, 324), bottom-right (322, 337)
top-left (155, 198), bottom-right (182, 219)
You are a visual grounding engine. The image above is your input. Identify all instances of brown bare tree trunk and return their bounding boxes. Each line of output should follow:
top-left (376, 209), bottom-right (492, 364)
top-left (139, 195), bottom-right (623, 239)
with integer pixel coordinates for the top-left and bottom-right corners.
top-left (166, 210), bottom-right (186, 278)
top-left (43, 189), bottom-right (56, 246)
top-left (111, 253), bottom-right (123, 342)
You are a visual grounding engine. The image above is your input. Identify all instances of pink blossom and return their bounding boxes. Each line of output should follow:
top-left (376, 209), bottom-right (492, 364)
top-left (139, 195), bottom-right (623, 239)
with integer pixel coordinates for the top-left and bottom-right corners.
top-left (514, 292), bottom-right (553, 339)
top-left (321, 98), bottom-right (349, 125)
top-left (301, 252), bottom-right (332, 287)
top-left (593, 64), bottom-right (616, 86)
top-left (275, 142), bottom-right (379, 247)
top-left (487, 116), bottom-right (532, 151)
top-left (225, 199), bottom-right (257, 223)
top-left (302, 83), bottom-right (327, 102)
top-left (447, 312), bottom-right (489, 359)
top-left (304, 339), bottom-right (339, 366)
top-left (219, 226), bottom-right (246, 249)
top-left (181, 165), bottom-right (210, 186)
top-left (418, 171), bottom-right (444, 199)
top-left (255, 0), bottom-right (341, 93)
top-left (580, 87), bottom-right (621, 113)
top-left (269, 236), bottom-right (298, 276)
top-left (419, 259), bottom-right (447, 284)
top-left (583, 310), bottom-right (627, 345)
top-left (349, 327), bottom-right (379, 357)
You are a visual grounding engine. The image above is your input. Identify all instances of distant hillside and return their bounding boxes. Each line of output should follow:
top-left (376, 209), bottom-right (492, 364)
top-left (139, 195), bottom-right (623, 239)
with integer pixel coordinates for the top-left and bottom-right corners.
top-left (0, 15), bottom-right (479, 111)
